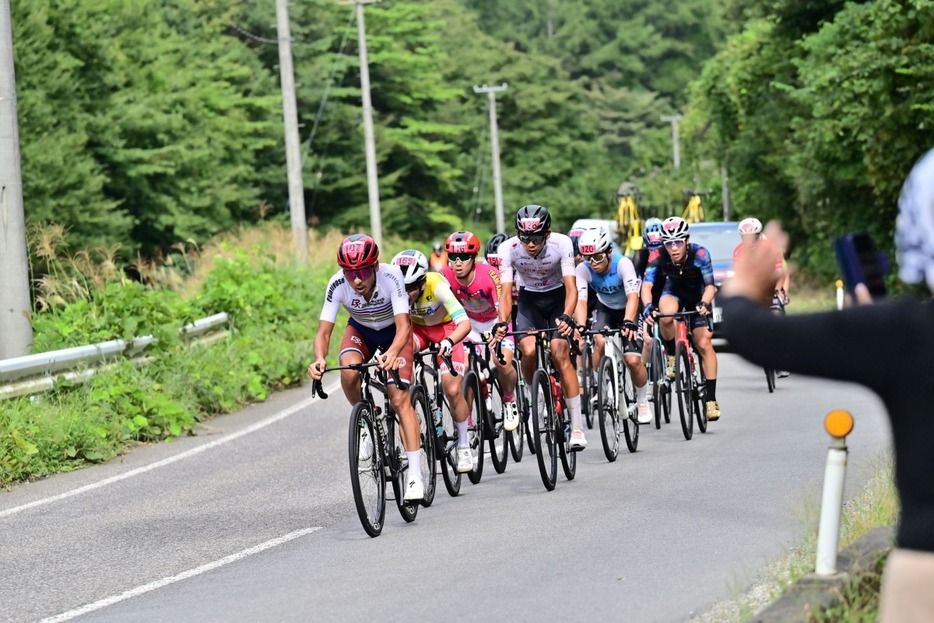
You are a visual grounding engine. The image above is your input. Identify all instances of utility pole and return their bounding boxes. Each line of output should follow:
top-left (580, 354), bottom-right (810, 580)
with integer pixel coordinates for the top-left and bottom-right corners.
top-left (473, 83), bottom-right (508, 234)
top-left (660, 113), bottom-right (683, 169)
top-left (721, 162), bottom-right (731, 221)
top-left (0, 0), bottom-right (33, 359)
top-left (276, 0), bottom-right (307, 262)
top-left (341, 0), bottom-right (382, 247)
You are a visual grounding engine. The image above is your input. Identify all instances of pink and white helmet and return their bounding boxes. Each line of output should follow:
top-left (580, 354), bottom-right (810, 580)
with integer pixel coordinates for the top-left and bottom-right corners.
top-left (738, 217), bottom-right (763, 235)
top-left (660, 216), bottom-right (689, 241)
top-left (577, 228), bottom-right (612, 256)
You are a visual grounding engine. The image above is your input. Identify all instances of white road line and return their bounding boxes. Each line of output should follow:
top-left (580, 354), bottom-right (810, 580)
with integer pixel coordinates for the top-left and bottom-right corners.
top-left (36, 527), bottom-right (322, 623)
top-left (0, 380), bottom-right (340, 519)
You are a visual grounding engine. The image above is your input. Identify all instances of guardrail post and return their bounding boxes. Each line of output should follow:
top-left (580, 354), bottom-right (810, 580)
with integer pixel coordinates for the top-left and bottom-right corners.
top-left (815, 409), bottom-right (853, 576)
top-left (835, 280), bottom-right (845, 310)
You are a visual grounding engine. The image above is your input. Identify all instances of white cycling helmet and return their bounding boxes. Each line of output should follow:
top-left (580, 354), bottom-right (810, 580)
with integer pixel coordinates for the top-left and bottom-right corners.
top-left (660, 216), bottom-right (689, 241)
top-left (391, 249), bottom-right (429, 285)
top-left (738, 217), bottom-right (763, 235)
top-left (577, 228), bottom-right (612, 256)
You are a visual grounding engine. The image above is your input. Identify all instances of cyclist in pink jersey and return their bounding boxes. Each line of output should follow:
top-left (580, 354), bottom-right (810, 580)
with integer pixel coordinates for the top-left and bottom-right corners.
top-left (441, 231), bottom-right (520, 432)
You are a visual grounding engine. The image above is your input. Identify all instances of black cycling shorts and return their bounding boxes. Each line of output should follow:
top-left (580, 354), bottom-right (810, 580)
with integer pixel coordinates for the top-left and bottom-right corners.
top-left (516, 287), bottom-right (568, 338)
top-left (592, 301), bottom-right (643, 355)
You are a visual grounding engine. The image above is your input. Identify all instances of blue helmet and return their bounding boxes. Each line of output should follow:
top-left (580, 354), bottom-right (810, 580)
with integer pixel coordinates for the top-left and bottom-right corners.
top-left (643, 218), bottom-right (663, 249)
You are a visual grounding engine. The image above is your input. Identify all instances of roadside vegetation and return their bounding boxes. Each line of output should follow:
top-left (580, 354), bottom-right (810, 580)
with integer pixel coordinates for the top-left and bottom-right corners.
top-left (1, 224), bottom-right (381, 487)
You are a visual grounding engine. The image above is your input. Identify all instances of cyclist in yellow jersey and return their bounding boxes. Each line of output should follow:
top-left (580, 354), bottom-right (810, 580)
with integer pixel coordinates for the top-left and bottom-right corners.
top-left (392, 250), bottom-right (475, 473)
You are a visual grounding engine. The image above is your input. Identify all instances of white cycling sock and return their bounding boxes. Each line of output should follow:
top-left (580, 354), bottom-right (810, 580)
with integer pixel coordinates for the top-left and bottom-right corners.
top-left (456, 420), bottom-right (470, 447)
top-left (636, 383), bottom-right (648, 404)
top-left (566, 394), bottom-right (583, 430)
top-left (406, 451), bottom-right (421, 482)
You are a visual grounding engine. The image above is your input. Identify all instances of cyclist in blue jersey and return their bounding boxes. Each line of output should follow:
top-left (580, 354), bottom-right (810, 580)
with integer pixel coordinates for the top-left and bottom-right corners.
top-left (574, 228), bottom-right (651, 424)
top-left (640, 216), bottom-right (721, 421)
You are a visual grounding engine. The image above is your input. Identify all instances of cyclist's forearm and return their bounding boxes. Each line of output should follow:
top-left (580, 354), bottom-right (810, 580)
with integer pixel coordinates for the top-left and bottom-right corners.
top-left (624, 293), bottom-right (639, 322)
top-left (451, 320), bottom-right (471, 345)
top-left (498, 285), bottom-right (513, 323)
top-left (701, 285), bottom-right (716, 305)
top-left (388, 314), bottom-right (412, 356)
top-left (313, 321), bottom-right (335, 361)
top-left (640, 282), bottom-right (654, 307)
top-left (574, 299), bottom-right (588, 327)
top-left (563, 276), bottom-right (578, 317)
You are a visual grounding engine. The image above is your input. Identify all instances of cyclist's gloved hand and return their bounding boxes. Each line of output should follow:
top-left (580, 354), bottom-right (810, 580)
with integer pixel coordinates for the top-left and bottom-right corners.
top-left (696, 300), bottom-right (712, 316)
top-left (622, 319), bottom-right (638, 337)
top-left (641, 303), bottom-right (655, 320)
top-left (492, 321), bottom-right (509, 342)
top-left (438, 338), bottom-right (454, 357)
top-left (556, 313), bottom-right (577, 336)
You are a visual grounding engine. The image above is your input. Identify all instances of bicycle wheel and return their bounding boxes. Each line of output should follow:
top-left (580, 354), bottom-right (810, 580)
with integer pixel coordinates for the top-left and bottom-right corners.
top-left (675, 343), bottom-right (694, 441)
top-left (463, 371), bottom-right (485, 485)
top-left (620, 361), bottom-right (639, 453)
top-left (348, 402), bottom-right (386, 537)
top-left (650, 341), bottom-right (665, 430)
top-left (390, 416), bottom-right (418, 524)
top-left (580, 341), bottom-right (595, 429)
top-left (508, 363), bottom-right (526, 462)
top-left (409, 385), bottom-right (437, 507)
top-left (530, 369), bottom-right (558, 491)
top-left (487, 373), bottom-right (509, 474)
top-left (597, 356), bottom-right (620, 462)
top-left (438, 397), bottom-right (461, 497)
top-left (765, 367), bottom-right (776, 393)
top-left (692, 350), bottom-right (708, 434)
top-left (559, 404), bottom-right (577, 481)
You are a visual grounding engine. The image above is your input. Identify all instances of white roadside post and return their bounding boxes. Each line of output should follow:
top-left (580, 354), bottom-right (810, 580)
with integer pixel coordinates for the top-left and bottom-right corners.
top-left (814, 409), bottom-right (854, 576)
top-left (835, 279), bottom-right (845, 310)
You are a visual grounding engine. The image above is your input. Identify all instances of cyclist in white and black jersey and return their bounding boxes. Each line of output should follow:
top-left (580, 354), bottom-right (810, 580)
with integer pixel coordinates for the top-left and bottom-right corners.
top-left (307, 234), bottom-right (426, 502)
top-left (493, 204), bottom-right (587, 449)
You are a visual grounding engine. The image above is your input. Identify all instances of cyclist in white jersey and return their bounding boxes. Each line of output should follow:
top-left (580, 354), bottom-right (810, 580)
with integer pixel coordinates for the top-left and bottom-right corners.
top-left (307, 234), bottom-right (425, 502)
top-left (493, 205), bottom-right (587, 449)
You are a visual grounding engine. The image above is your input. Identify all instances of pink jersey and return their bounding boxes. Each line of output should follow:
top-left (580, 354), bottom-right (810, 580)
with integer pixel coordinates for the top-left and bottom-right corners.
top-left (440, 263), bottom-right (502, 323)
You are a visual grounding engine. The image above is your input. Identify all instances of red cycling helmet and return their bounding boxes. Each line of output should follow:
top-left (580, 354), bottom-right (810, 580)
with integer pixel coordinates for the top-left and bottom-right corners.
top-left (445, 231), bottom-right (481, 255)
top-left (337, 234), bottom-right (380, 269)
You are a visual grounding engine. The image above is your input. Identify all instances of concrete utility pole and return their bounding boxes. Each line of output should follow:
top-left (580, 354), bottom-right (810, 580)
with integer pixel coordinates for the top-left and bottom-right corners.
top-left (276, 0), bottom-right (308, 262)
top-left (341, 0), bottom-right (382, 247)
top-left (721, 162), bottom-right (731, 221)
top-left (0, 0), bottom-right (33, 359)
top-left (660, 114), bottom-right (683, 170)
top-left (473, 83), bottom-right (508, 234)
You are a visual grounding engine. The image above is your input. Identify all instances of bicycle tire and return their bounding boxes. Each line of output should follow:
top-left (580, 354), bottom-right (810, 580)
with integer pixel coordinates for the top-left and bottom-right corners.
top-left (463, 371), bottom-right (485, 485)
top-left (348, 402), bottom-right (386, 537)
top-left (531, 369), bottom-right (557, 491)
top-left (559, 408), bottom-right (577, 481)
top-left (765, 367), bottom-right (775, 393)
top-left (650, 341), bottom-right (665, 430)
top-left (675, 343), bottom-right (694, 441)
top-left (487, 372), bottom-right (509, 474)
top-left (438, 396), bottom-right (461, 497)
top-left (409, 385), bottom-right (437, 507)
top-left (597, 355), bottom-right (620, 462)
top-left (693, 350), bottom-right (708, 434)
top-left (580, 342), bottom-right (595, 429)
top-left (620, 360), bottom-right (639, 453)
top-left (390, 414), bottom-right (418, 524)
top-left (508, 365), bottom-right (526, 462)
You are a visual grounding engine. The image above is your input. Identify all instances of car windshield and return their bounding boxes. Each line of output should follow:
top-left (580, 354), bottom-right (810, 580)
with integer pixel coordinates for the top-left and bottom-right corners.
top-left (689, 227), bottom-right (740, 263)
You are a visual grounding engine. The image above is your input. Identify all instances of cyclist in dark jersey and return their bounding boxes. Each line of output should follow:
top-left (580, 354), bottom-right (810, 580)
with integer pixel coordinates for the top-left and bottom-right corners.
top-left (641, 216), bottom-right (721, 421)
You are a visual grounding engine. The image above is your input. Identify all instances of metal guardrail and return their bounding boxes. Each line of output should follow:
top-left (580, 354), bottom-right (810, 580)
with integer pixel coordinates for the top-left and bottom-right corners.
top-left (0, 312), bottom-right (229, 400)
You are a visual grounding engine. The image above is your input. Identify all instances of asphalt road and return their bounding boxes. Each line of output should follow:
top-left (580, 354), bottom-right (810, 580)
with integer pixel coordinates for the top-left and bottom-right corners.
top-left (0, 353), bottom-right (891, 623)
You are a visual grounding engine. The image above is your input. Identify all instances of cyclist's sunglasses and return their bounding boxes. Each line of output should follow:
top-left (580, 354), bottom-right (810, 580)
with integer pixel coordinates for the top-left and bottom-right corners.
top-left (663, 239), bottom-right (686, 249)
top-left (448, 252), bottom-right (475, 264)
top-left (518, 233), bottom-right (547, 244)
top-left (405, 279), bottom-right (426, 293)
top-left (584, 252), bottom-right (608, 264)
top-left (343, 267), bottom-right (375, 282)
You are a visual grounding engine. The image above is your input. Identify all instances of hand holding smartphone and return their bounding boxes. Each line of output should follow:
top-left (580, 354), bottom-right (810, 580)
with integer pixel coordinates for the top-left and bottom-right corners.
top-left (833, 232), bottom-right (888, 300)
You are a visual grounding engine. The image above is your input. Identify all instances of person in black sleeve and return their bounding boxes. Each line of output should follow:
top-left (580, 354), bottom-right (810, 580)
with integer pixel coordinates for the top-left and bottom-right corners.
top-left (718, 148), bottom-right (934, 623)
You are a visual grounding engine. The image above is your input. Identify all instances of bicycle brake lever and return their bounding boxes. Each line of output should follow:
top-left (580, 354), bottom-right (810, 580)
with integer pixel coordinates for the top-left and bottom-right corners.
top-left (312, 380), bottom-right (328, 400)
top-left (390, 367), bottom-right (407, 388)
top-left (442, 353), bottom-right (458, 378)
top-left (495, 341), bottom-right (506, 366)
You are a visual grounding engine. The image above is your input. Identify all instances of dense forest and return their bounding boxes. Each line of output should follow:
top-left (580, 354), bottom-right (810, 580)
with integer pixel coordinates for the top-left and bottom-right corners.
top-left (11, 0), bottom-right (934, 276)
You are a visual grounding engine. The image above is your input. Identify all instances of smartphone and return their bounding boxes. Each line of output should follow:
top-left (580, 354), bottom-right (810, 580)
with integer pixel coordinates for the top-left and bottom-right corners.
top-left (833, 232), bottom-right (888, 299)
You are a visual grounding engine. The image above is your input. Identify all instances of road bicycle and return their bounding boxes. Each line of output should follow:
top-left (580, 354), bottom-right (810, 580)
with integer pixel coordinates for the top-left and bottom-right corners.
top-left (509, 327), bottom-right (581, 491)
top-left (764, 291), bottom-right (786, 393)
top-left (463, 339), bottom-right (510, 477)
top-left (646, 314), bottom-right (672, 430)
top-left (656, 311), bottom-right (711, 440)
top-left (311, 362), bottom-right (436, 538)
top-left (584, 326), bottom-right (639, 461)
top-left (681, 189), bottom-right (712, 224)
top-left (579, 333), bottom-right (598, 430)
top-left (412, 346), bottom-right (480, 497)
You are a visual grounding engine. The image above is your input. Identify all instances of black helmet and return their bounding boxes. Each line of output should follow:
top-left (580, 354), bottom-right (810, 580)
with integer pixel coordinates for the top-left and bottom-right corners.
top-left (515, 204), bottom-right (551, 235)
top-left (486, 232), bottom-right (509, 258)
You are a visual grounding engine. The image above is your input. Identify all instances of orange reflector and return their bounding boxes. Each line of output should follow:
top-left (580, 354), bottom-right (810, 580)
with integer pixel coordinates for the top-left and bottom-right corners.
top-left (835, 280), bottom-right (844, 288)
top-left (824, 409), bottom-right (854, 438)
